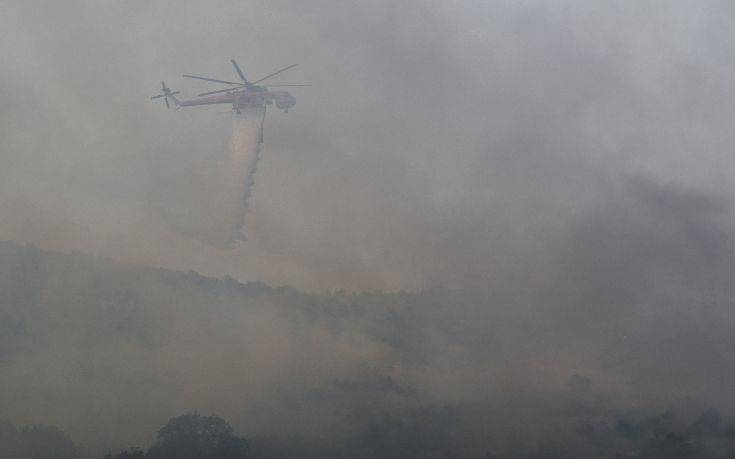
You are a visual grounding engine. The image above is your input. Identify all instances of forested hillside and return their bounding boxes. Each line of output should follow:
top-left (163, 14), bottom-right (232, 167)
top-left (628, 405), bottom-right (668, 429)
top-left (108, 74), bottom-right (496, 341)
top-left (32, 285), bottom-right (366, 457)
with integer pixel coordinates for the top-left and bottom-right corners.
top-left (2, 240), bottom-right (735, 458)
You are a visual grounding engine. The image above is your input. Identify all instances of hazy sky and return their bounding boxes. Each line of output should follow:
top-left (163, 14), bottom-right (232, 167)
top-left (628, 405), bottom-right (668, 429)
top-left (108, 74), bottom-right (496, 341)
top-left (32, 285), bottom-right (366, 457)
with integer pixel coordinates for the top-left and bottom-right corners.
top-left (2, 0), bottom-right (735, 292)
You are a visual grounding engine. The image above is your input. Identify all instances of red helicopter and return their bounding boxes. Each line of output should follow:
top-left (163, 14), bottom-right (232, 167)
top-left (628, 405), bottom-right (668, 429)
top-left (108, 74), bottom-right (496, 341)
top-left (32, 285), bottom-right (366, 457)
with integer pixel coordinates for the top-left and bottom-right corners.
top-left (151, 59), bottom-right (309, 141)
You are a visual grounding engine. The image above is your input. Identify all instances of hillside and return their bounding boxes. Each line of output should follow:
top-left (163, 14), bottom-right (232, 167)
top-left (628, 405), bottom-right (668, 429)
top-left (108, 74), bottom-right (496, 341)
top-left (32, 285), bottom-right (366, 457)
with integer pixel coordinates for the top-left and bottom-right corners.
top-left (1, 240), bottom-right (735, 458)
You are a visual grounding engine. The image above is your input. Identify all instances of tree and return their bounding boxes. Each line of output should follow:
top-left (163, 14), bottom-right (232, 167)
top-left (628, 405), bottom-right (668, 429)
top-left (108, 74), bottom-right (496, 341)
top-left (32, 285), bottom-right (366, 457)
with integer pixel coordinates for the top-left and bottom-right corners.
top-left (108, 447), bottom-right (145, 459)
top-left (19, 425), bottom-right (79, 459)
top-left (146, 413), bottom-right (248, 459)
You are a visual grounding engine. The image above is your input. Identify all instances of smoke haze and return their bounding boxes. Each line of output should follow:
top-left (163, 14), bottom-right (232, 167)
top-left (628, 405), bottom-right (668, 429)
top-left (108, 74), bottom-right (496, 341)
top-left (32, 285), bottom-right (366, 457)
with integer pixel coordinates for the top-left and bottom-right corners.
top-left (3, 0), bottom-right (735, 457)
top-left (2, 1), bottom-right (735, 292)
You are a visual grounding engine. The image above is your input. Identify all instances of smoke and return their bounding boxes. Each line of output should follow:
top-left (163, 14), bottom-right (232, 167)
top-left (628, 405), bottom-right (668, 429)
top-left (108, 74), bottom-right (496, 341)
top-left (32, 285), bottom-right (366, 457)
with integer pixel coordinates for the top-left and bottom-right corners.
top-left (5, 233), bottom-right (735, 457)
top-left (159, 108), bottom-right (264, 249)
top-left (6, 1), bottom-right (735, 455)
top-left (6, 1), bottom-right (735, 292)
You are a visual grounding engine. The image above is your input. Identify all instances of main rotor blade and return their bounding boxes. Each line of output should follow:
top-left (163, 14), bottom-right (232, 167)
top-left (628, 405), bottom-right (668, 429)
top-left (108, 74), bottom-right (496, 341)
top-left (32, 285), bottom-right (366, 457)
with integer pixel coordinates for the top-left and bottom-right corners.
top-left (231, 59), bottom-right (247, 82)
top-left (264, 84), bottom-right (311, 87)
top-left (182, 74), bottom-right (242, 85)
top-left (253, 64), bottom-right (298, 84)
top-left (169, 91), bottom-right (181, 96)
top-left (165, 98), bottom-right (170, 108)
top-left (151, 94), bottom-right (166, 99)
top-left (197, 87), bottom-right (242, 97)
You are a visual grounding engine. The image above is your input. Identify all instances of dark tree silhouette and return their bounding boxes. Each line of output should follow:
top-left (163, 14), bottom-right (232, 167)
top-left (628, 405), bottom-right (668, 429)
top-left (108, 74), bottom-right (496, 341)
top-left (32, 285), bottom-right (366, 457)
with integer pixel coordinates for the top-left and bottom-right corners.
top-left (107, 447), bottom-right (145, 459)
top-left (146, 413), bottom-right (248, 459)
top-left (0, 422), bottom-right (79, 459)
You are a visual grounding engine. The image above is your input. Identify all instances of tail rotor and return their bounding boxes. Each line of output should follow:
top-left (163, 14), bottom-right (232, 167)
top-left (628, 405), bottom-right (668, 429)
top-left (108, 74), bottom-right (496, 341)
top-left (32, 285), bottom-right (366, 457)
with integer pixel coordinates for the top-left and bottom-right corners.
top-left (150, 81), bottom-right (180, 108)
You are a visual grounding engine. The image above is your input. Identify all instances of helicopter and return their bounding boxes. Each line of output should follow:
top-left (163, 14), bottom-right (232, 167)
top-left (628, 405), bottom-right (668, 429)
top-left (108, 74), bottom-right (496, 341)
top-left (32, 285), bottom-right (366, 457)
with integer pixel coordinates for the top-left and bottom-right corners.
top-left (151, 59), bottom-right (309, 142)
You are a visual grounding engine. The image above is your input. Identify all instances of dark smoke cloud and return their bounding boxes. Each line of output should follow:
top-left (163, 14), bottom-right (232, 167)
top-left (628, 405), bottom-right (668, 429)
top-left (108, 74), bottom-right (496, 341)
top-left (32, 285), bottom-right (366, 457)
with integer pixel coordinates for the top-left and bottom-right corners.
top-left (0, 1), bottom-right (733, 291)
top-left (8, 1), bottom-right (735, 291)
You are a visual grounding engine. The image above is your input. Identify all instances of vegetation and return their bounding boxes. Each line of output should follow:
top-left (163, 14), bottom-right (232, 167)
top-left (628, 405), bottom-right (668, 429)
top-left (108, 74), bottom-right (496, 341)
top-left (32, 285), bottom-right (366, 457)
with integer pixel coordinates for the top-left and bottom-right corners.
top-left (3, 240), bottom-right (735, 457)
top-left (0, 421), bottom-right (78, 459)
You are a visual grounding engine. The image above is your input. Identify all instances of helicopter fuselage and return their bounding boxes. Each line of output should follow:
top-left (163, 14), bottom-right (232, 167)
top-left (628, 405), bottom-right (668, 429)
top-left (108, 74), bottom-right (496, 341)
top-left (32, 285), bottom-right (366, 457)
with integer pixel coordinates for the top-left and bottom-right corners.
top-left (177, 88), bottom-right (295, 113)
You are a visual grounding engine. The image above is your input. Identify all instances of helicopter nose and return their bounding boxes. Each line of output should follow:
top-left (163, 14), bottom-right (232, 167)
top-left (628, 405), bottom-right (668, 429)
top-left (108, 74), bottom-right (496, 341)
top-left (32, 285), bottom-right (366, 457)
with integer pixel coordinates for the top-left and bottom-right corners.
top-left (275, 93), bottom-right (296, 111)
